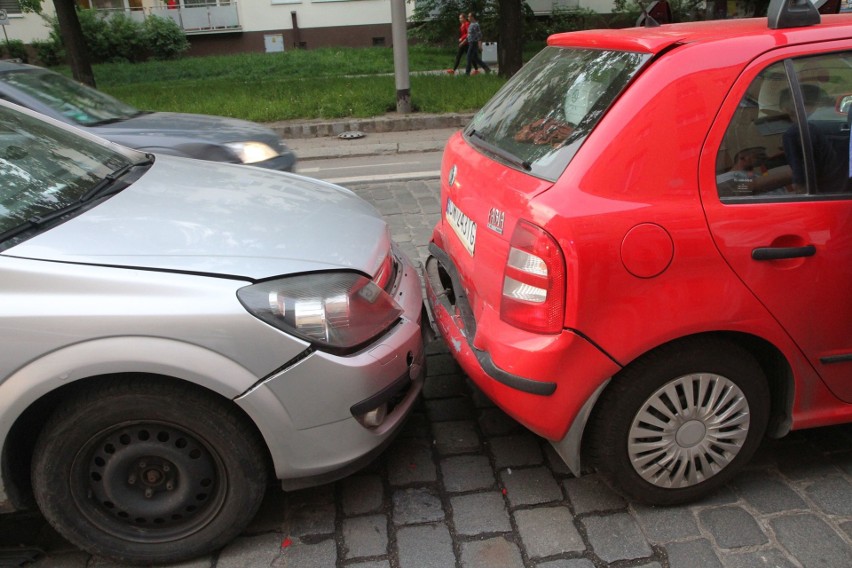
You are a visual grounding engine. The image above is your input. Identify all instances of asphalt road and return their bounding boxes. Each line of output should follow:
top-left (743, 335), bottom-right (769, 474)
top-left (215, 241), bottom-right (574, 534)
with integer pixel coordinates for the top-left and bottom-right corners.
top-left (296, 151), bottom-right (442, 185)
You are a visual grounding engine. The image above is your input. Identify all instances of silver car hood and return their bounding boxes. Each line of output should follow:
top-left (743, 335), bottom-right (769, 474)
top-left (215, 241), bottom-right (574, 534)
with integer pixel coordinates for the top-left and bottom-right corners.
top-left (91, 111), bottom-right (282, 147)
top-left (8, 157), bottom-right (390, 280)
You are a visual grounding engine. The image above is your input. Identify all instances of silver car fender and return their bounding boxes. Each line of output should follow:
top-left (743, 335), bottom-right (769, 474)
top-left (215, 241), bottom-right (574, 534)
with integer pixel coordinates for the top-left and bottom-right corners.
top-left (0, 335), bottom-right (263, 512)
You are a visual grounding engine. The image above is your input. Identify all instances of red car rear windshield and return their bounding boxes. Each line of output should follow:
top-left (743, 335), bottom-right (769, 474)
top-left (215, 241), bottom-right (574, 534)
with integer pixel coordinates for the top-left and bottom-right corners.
top-left (465, 46), bottom-right (650, 181)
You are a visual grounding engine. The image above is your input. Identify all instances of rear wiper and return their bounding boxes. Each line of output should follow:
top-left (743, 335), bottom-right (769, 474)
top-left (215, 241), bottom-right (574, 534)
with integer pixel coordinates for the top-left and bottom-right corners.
top-left (467, 129), bottom-right (532, 171)
top-left (79, 155), bottom-right (154, 203)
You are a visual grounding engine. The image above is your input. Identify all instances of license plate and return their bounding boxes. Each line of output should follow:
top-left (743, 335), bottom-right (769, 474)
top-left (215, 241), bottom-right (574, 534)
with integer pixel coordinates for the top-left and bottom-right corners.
top-left (446, 198), bottom-right (476, 256)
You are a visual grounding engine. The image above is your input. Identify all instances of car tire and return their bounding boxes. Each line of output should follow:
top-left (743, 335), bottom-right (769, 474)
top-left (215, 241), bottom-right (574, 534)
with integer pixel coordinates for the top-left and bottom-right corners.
top-left (31, 377), bottom-right (268, 564)
top-left (587, 338), bottom-right (770, 505)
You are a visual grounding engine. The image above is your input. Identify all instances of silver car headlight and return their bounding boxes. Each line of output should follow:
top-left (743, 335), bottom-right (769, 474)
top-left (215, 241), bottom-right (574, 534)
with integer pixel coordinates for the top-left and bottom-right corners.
top-left (224, 141), bottom-right (279, 164)
top-left (237, 272), bottom-right (403, 355)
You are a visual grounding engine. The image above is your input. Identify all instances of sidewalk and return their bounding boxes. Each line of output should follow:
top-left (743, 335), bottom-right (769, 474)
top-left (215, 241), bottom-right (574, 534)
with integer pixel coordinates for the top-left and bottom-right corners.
top-left (268, 112), bottom-right (473, 161)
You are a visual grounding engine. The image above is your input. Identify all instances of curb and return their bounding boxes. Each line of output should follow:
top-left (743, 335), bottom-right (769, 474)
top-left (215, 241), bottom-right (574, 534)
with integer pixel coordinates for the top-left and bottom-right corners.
top-left (268, 112), bottom-right (475, 139)
top-left (294, 138), bottom-right (451, 161)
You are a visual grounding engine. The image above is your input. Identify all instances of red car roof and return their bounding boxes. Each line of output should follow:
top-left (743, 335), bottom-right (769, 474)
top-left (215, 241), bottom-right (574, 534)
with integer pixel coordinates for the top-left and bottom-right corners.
top-left (547, 14), bottom-right (852, 54)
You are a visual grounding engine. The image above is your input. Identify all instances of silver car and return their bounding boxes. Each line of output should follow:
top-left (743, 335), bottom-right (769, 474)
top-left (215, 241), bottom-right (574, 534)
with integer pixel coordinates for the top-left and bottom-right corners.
top-left (0, 101), bottom-right (425, 563)
top-left (0, 61), bottom-right (296, 171)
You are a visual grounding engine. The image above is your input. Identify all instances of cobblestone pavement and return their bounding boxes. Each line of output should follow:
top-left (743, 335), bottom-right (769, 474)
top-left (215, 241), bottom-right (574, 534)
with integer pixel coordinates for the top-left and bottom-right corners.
top-left (6, 179), bottom-right (852, 568)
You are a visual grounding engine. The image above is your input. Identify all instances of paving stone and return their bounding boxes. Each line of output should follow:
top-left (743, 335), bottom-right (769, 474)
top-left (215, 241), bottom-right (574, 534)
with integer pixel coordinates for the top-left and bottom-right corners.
top-left (831, 450), bottom-right (852, 477)
top-left (803, 475), bottom-right (852, 516)
top-left (217, 532), bottom-right (283, 567)
top-left (392, 487), bottom-right (445, 525)
top-left (426, 397), bottom-right (474, 422)
top-left (563, 476), bottom-right (626, 514)
top-left (468, 383), bottom-right (497, 408)
top-left (731, 469), bottom-right (807, 513)
top-left (771, 513), bottom-right (852, 568)
top-left (273, 538), bottom-right (337, 568)
top-left (632, 503), bottom-right (701, 543)
top-left (348, 562), bottom-right (391, 568)
top-left (250, 486), bottom-right (335, 533)
top-left (387, 439), bottom-right (438, 486)
top-left (399, 411), bottom-right (431, 439)
top-left (423, 373), bottom-right (465, 399)
top-left (500, 467), bottom-right (563, 507)
top-left (583, 513), bottom-right (653, 563)
top-left (451, 492), bottom-right (512, 535)
top-left (479, 408), bottom-right (523, 436)
top-left (694, 484), bottom-right (739, 506)
top-left (341, 474), bottom-right (384, 515)
top-left (544, 444), bottom-right (574, 477)
top-left (809, 426), bottom-right (852, 453)
top-left (396, 524), bottom-right (456, 568)
top-left (774, 444), bottom-right (840, 480)
top-left (665, 539), bottom-right (723, 568)
top-left (31, 552), bottom-right (90, 568)
top-left (425, 352), bottom-right (461, 375)
top-left (698, 506), bottom-right (768, 549)
top-left (514, 506), bottom-right (585, 558)
top-left (342, 514), bottom-right (388, 559)
top-left (284, 501), bottom-right (336, 538)
top-left (490, 434), bottom-right (545, 469)
top-left (433, 420), bottom-right (481, 455)
top-left (440, 454), bottom-right (496, 492)
top-left (91, 557), bottom-right (213, 568)
top-left (720, 548), bottom-right (798, 568)
top-left (534, 560), bottom-right (595, 568)
top-left (459, 536), bottom-right (524, 568)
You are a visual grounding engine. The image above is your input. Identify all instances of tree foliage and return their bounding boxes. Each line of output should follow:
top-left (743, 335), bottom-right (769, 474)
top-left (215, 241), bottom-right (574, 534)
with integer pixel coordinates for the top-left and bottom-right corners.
top-left (409, 0), bottom-right (536, 77)
top-left (19, 1), bottom-right (96, 86)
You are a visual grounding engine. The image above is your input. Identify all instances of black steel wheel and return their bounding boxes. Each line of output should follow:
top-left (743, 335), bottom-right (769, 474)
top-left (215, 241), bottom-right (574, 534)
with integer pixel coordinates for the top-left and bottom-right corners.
top-left (587, 338), bottom-right (770, 505)
top-left (31, 378), bottom-right (267, 564)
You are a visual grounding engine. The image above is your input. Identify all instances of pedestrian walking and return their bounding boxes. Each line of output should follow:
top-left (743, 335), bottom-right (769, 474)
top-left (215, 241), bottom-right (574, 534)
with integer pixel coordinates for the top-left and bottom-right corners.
top-left (465, 13), bottom-right (491, 76)
top-left (447, 13), bottom-right (477, 75)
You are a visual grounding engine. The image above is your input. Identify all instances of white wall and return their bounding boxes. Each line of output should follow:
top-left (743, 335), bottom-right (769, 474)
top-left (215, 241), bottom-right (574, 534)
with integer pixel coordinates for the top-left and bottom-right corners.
top-left (3, 11), bottom-right (54, 44)
top-left (243, 0), bottom-right (409, 31)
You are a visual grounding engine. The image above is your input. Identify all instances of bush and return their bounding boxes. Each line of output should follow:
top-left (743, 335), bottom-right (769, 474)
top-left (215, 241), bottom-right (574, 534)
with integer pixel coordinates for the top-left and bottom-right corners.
top-left (143, 16), bottom-right (189, 61)
top-left (105, 13), bottom-right (147, 63)
top-left (31, 38), bottom-right (63, 66)
top-left (75, 8), bottom-right (112, 63)
top-left (1, 40), bottom-right (29, 63)
top-left (49, 9), bottom-right (189, 64)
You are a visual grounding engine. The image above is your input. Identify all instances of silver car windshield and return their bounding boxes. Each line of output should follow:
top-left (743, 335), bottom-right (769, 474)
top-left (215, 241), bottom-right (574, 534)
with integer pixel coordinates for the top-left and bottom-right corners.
top-left (0, 105), bottom-right (134, 237)
top-left (3, 69), bottom-right (142, 126)
top-left (465, 46), bottom-right (650, 181)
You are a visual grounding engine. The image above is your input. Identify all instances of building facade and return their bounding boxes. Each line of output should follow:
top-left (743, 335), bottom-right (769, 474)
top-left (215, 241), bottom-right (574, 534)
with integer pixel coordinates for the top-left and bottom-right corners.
top-left (3, 1), bottom-right (620, 57)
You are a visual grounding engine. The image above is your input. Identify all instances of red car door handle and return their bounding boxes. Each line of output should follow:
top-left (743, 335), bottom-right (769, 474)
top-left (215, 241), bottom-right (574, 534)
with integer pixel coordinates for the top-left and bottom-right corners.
top-left (751, 245), bottom-right (816, 261)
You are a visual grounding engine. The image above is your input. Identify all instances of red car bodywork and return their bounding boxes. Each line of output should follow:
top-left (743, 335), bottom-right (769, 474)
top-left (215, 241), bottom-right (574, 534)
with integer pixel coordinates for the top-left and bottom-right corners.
top-left (425, 16), bottom-right (852, 469)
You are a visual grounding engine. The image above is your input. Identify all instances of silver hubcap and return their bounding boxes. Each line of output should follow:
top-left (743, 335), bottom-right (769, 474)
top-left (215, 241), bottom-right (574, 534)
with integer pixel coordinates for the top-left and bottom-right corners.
top-left (628, 373), bottom-right (750, 489)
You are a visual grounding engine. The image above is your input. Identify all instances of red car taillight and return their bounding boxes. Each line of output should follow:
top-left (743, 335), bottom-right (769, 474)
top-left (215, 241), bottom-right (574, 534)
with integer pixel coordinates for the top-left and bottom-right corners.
top-left (500, 220), bottom-right (565, 334)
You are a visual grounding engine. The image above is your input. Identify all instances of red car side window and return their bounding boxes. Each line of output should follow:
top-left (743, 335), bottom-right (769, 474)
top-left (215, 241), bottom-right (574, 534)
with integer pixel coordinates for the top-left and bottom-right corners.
top-left (716, 52), bottom-right (852, 201)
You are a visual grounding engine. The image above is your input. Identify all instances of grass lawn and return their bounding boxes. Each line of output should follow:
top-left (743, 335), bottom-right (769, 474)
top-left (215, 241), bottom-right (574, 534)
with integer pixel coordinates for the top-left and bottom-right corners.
top-left (91, 45), bottom-right (516, 122)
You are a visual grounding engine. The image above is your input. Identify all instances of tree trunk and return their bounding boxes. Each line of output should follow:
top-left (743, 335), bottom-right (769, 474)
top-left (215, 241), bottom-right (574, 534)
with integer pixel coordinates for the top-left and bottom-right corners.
top-left (53, 0), bottom-right (96, 87)
top-left (497, 0), bottom-right (523, 78)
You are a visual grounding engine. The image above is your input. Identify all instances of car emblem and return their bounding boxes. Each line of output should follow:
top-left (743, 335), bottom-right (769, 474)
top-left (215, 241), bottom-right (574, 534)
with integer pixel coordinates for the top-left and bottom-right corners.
top-left (448, 165), bottom-right (457, 187)
top-left (487, 208), bottom-right (505, 234)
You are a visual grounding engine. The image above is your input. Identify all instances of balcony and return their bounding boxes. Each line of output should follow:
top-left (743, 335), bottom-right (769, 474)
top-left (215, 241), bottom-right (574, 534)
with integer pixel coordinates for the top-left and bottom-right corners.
top-left (99, 2), bottom-right (241, 35)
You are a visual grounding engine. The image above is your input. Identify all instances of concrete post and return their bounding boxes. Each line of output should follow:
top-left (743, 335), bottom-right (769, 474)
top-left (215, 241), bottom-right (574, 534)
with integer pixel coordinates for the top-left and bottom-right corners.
top-left (390, 0), bottom-right (411, 114)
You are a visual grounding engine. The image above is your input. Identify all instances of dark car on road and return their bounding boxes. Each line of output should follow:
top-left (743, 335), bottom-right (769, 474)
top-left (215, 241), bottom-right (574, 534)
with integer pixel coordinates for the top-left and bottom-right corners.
top-left (0, 61), bottom-right (296, 171)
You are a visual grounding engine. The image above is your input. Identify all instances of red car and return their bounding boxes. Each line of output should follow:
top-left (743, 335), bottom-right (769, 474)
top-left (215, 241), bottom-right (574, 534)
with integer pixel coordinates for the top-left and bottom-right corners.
top-left (425, 2), bottom-right (852, 504)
